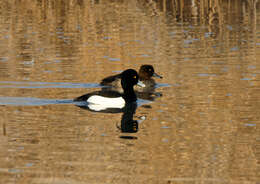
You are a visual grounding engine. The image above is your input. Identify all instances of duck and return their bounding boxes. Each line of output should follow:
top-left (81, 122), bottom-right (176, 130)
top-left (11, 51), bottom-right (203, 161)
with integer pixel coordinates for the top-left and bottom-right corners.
top-left (74, 69), bottom-right (144, 112)
top-left (100, 65), bottom-right (162, 93)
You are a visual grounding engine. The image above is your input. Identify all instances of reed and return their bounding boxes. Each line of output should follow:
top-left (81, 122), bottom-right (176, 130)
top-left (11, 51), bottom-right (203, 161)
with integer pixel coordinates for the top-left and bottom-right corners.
top-left (139, 0), bottom-right (259, 25)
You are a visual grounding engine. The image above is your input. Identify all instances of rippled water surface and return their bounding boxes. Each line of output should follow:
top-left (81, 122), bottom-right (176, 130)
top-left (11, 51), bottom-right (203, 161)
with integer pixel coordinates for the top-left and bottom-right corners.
top-left (0, 0), bottom-right (259, 183)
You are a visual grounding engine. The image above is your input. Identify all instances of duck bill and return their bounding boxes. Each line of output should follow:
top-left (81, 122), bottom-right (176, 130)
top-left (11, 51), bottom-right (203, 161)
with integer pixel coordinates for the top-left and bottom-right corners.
top-left (153, 72), bottom-right (163, 79)
top-left (137, 80), bottom-right (145, 87)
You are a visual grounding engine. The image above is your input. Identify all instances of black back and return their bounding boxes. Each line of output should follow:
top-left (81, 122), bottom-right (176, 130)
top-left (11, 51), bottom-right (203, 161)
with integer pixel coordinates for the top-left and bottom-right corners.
top-left (100, 73), bottom-right (121, 86)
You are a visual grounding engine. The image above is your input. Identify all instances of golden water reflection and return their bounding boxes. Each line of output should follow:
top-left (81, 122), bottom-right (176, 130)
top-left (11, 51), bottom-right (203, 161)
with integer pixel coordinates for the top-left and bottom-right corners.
top-left (0, 0), bottom-right (259, 183)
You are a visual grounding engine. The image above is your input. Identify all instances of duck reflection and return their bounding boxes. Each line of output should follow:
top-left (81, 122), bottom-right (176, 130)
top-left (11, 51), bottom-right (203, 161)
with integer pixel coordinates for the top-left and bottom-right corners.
top-left (136, 91), bottom-right (162, 101)
top-left (117, 102), bottom-right (138, 133)
top-left (75, 101), bottom-right (140, 138)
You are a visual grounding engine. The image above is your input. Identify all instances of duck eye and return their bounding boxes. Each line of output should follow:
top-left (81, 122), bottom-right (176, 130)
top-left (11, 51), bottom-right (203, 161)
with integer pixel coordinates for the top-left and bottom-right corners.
top-left (133, 75), bottom-right (137, 79)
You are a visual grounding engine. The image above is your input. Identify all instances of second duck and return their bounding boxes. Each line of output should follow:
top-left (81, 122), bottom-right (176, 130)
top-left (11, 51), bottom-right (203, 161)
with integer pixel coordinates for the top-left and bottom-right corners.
top-left (101, 65), bottom-right (162, 93)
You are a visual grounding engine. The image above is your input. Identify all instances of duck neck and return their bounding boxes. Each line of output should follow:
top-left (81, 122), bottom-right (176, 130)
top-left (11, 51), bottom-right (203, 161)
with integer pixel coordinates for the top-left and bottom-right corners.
top-left (139, 74), bottom-right (146, 81)
top-left (122, 86), bottom-right (137, 103)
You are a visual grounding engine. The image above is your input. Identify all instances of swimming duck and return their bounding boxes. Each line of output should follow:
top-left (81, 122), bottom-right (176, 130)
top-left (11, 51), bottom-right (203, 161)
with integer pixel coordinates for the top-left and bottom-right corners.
top-left (100, 65), bottom-right (162, 92)
top-left (74, 69), bottom-right (144, 112)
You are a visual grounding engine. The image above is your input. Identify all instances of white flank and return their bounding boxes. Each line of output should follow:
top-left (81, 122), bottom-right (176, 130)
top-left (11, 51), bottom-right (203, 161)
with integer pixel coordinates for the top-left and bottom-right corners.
top-left (87, 95), bottom-right (125, 111)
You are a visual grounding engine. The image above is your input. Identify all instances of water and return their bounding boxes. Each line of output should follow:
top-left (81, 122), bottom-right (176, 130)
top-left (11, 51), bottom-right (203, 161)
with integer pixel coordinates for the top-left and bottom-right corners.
top-left (0, 0), bottom-right (259, 183)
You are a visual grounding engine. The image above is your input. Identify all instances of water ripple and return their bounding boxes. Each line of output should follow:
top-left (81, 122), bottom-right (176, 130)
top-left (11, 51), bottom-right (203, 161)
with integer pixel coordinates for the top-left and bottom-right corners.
top-left (0, 81), bottom-right (101, 89)
top-left (0, 97), bottom-right (73, 106)
top-left (0, 97), bottom-right (152, 107)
